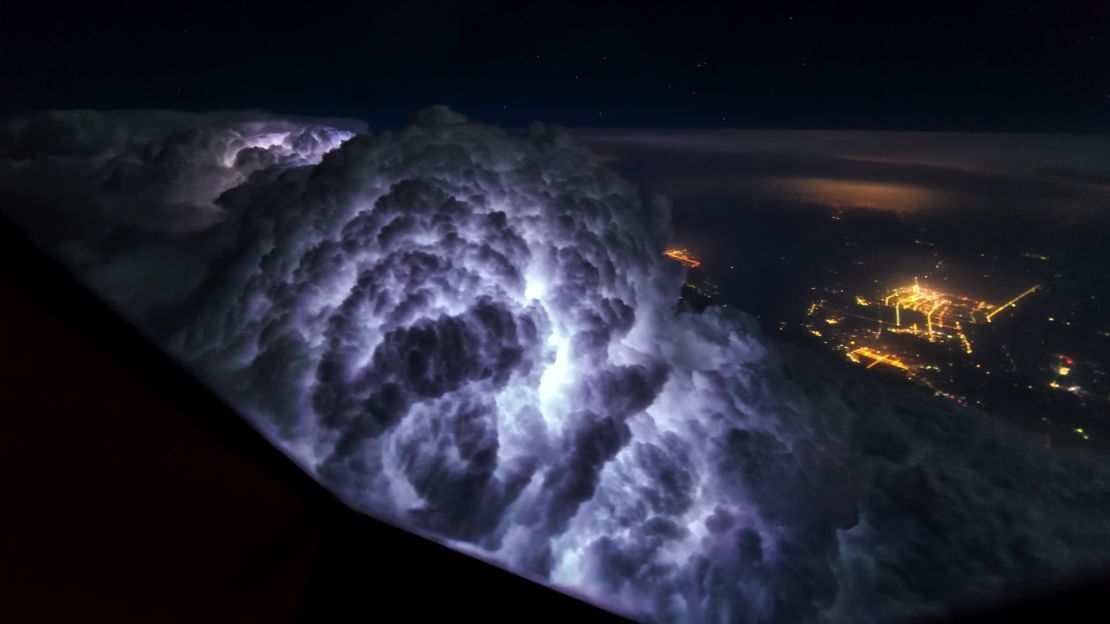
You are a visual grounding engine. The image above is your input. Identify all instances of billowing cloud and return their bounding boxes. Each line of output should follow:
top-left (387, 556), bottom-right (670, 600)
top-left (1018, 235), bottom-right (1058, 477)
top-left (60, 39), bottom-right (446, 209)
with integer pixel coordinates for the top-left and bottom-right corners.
top-left (2, 108), bottom-right (1109, 623)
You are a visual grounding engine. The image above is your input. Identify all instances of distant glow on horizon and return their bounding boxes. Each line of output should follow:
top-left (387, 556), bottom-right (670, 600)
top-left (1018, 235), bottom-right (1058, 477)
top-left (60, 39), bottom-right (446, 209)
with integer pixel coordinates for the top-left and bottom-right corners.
top-left (771, 177), bottom-right (939, 212)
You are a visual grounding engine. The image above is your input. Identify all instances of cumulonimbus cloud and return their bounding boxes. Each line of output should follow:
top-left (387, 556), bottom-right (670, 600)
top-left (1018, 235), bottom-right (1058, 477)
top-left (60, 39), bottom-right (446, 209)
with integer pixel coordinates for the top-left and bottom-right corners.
top-left (2, 107), bottom-right (1108, 623)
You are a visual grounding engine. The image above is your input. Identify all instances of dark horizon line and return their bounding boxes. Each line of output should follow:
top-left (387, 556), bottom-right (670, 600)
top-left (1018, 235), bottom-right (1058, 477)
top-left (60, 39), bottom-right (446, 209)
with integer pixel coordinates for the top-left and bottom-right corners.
top-left (3, 97), bottom-right (1109, 135)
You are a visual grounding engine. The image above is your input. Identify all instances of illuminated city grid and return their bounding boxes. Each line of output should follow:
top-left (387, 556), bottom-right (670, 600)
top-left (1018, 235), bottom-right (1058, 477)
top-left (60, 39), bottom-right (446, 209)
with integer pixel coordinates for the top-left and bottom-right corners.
top-left (816, 280), bottom-right (1041, 354)
top-left (804, 279), bottom-right (1042, 405)
top-left (871, 281), bottom-right (1037, 355)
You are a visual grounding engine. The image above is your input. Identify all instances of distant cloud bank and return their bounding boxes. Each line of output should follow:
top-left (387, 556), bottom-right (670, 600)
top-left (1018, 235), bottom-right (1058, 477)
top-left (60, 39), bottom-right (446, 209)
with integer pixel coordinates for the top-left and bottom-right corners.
top-left (580, 129), bottom-right (1110, 220)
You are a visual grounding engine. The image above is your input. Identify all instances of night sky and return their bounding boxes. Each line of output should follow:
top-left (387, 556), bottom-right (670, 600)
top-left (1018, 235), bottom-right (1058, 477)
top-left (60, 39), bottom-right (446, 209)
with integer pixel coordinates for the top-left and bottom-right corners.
top-left (4, 1), bottom-right (1109, 131)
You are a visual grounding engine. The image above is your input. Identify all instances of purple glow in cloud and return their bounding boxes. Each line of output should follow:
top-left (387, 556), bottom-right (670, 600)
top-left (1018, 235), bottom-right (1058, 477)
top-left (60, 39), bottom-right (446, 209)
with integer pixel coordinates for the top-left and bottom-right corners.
top-left (2, 107), bottom-right (1109, 623)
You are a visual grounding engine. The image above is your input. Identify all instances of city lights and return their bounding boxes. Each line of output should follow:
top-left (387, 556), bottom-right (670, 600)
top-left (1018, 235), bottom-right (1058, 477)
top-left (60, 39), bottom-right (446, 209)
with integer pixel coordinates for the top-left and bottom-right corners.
top-left (663, 248), bottom-right (701, 268)
top-left (802, 279), bottom-right (1042, 408)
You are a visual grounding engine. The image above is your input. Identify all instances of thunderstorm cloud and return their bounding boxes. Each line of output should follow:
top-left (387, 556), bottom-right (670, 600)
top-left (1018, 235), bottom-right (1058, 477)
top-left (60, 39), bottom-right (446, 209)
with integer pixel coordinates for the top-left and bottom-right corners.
top-left (2, 108), bottom-right (1109, 623)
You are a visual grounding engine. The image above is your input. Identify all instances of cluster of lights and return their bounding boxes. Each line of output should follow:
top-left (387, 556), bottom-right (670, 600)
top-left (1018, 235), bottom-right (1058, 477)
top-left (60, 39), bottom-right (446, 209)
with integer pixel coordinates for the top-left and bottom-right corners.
top-left (933, 390), bottom-right (969, 406)
top-left (804, 279), bottom-right (1044, 409)
top-left (881, 281), bottom-right (1038, 326)
top-left (663, 248), bottom-right (701, 268)
top-left (683, 278), bottom-right (719, 299)
top-left (873, 281), bottom-right (1038, 355)
top-left (1048, 354), bottom-right (1085, 400)
top-left (846, 346), bottom-right (910, 371)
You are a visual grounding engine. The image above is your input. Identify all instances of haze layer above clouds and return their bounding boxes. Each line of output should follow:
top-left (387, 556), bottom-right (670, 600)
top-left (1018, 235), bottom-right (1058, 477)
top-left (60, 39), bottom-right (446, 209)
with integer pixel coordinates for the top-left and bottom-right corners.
top-left (581, 129), bottom-right (1110, 220)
